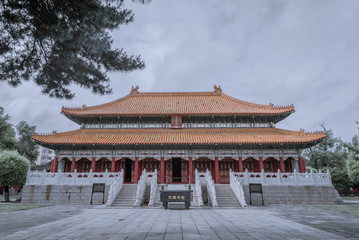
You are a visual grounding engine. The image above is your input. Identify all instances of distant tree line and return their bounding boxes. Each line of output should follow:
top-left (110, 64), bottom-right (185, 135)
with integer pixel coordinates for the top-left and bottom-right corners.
top-left (0, 106), bottom-right (37, 201)
top-left (304, 123), bottom-right (359, 193)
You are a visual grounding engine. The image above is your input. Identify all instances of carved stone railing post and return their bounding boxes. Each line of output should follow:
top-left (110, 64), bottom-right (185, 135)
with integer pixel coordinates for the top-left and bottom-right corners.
top-left (327, 169), bottom-right (332, 185)
top-left (89, 169), bottom-right (93, 184)
top-left (310, 169), bottom-right (315, 185)
top-left (105, 169), bottom-right (109, 183)
top-left (73, 169), bottom-right (77, 185)
top-left (294, 169), bottom-right (299, 185)
top-left (41, 169), bottom-right (46, 184)
top-left (57, 171), bottom-right (61, 184)
top-left (261, 169), bottom-right (265, 184)
top-left (245, 169), bottom-right (249, 184)
top-left (277, 169), bottom-right (281, 184)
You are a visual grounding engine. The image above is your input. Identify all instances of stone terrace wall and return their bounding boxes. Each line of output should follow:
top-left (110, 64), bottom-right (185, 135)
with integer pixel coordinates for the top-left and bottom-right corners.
top-left (242, 185), bottom-right (343, 205)
top-left (22, 185), bottom-right (110, 205)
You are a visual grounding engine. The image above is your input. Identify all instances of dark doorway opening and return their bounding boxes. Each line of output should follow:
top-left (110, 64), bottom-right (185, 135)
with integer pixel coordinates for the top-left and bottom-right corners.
top-left (125, 158), bottom-right (132, 182)
top-left (172, 158), bottom-right (182, 182)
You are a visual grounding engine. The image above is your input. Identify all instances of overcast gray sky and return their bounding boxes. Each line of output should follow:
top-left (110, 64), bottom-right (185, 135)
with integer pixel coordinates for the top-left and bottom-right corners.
top-left (0, 0), bottom-right (358, 142)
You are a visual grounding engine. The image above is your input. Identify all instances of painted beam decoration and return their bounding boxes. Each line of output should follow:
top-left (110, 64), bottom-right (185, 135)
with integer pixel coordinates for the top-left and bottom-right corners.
top-left (56, 149), bottom-right (299, 161)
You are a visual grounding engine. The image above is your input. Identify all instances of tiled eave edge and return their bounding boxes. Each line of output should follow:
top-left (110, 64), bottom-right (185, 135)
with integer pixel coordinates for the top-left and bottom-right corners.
top-left (32, 138), bottom-right (325, 151)
top-left (61, 110), bottom-right (295, 117)
top-left (62, 111), bottom-right (294, 125)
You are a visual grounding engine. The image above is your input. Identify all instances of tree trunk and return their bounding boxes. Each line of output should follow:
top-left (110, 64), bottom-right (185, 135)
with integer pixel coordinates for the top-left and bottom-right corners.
top-left (4, 186), bottom-right (9, 202)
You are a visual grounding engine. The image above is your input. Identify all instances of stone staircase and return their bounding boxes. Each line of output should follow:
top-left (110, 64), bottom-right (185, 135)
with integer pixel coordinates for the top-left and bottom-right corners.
top-left (111, 184), bottom-right (137, 207)
top-left (215, 184), bottom-right (241, 207)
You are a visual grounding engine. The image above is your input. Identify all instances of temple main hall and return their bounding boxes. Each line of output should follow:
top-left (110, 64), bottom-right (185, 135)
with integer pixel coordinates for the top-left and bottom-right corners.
top-left (32, 86), bottom-right (326, 185)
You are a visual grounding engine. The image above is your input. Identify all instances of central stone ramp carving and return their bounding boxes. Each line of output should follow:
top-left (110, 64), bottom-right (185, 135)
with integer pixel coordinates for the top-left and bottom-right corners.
top-left (215, 184), bottom-right (242, 207)
top-left (112, 184), bottom-right (137, 207)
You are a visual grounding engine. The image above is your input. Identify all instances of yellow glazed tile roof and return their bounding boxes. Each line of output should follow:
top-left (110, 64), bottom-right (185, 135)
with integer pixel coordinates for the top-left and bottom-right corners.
top-left (32, 128), bottom-right (325, 146)
top-left (61, 87), bottom-right (294, 117)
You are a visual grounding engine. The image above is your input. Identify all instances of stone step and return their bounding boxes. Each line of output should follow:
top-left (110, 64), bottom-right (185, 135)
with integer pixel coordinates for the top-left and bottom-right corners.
top-left (214, 184), bottom-right (241, 207)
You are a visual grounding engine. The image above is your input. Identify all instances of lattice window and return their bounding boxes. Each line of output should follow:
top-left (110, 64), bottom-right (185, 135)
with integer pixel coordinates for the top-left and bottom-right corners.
top-left (284, 158), bottom-right (293, 172)
top-left (243, 158), bottom-right (253, 172)
top-left (263, 158), bottom-right (273, 172)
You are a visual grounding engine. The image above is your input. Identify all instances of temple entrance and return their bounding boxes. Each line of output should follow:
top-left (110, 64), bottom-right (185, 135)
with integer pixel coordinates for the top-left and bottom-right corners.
top-left (125, 158), bottom-right (132, 182)
top-left (172, 158), bottom-right (182, 182)
top-left (219, 158), bottom-right (234, 183)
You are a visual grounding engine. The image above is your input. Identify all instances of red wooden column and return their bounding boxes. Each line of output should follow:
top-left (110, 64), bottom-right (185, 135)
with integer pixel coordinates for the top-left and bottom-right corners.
top-left (279, 157), bottom-right (285, 173)
top-left (238, 157), bottom-right (243, 172)
top-left (189, 156), bottom-right (193, 184)
top-left (134, 156), bottom-right (139, 183)
top-left (259, 157), bottom-right (264, 172)
top-left (298, 156), bottom-right (306, 173)
top-left (160, 157), bottom-right (165, 184)
top-left (50, 160), bottom-right (54, 173)
top-left (91, 157), bottom-right (96, 172)
top-left (301, 157), bottom-right (306, 172)
top-left (70, 157), bottom-right (76, 172)
top-left (214, 156), bottom-right (220, 183)
top-left (53, 157), bottom-right (58, 173)
top-left (111, 157), bottom-right (116, 172)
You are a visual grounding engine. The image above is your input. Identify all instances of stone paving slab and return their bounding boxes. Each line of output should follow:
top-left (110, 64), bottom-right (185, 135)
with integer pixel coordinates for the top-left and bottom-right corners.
top-left (0, 205), bottom-right (358, 240)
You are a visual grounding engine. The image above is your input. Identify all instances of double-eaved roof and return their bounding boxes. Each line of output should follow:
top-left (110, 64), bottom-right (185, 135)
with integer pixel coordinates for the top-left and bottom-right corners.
top-left (32, 86), bottom-right (325, 149)
top-left (61, 86), bottom-right (294, 117)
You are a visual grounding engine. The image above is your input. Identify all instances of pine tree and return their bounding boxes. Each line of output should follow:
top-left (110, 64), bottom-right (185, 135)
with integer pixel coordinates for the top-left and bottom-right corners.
top-left (0, 0), bottom-right (145, 99)
top-left (16, 121), bottom-right (38, 163)
top-left (0, 107), bottom-right (17, 151)
top-left (304, 124), bottom-right (351, 192)
top-left (347, 123), bottom-right (359, 187)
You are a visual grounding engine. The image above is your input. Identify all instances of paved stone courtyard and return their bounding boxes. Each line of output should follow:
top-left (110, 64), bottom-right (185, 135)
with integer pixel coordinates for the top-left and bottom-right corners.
top-left (1, 205), bottom-right (358, 240)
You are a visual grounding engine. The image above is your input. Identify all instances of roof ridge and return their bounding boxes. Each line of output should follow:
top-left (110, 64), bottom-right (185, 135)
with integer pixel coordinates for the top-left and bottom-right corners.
top-left (221, 93), bottom-right (294, 110)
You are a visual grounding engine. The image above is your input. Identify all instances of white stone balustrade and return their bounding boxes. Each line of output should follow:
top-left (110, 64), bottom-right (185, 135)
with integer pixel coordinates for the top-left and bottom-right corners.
top-left (194, 169), bottom-right (204, 207)
top-left (25, 169), bottom-right (120, 186)
top-left (205, 169), bottom-right (218, 207)
top-left (229, 169), bottom-right (247, 207)
top-left (135, 169), bottom-right (147, 207)
top-left (106, 169), bottom-right (124, 206)
top-left (233, 169), bottom-right (332, 186)
top-left (148, 169), bottom-right (158, 207)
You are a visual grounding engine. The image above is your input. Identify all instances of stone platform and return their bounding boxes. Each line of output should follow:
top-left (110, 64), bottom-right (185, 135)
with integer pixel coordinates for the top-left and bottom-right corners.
top-left (242, 185), bottom-right (343, 205)
top-left (21, 185), bottom-right (110, 205)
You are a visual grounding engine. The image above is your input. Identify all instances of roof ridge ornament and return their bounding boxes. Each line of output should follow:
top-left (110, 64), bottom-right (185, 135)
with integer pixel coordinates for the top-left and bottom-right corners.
top-left (131, 86), bottom-right (139, 96)
top-left (213, 85), bottom-right (222, 94)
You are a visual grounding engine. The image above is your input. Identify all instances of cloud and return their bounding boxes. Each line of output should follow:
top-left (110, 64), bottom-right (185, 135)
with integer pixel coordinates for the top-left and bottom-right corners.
top-left (0, 0), bottom-right (358, 141)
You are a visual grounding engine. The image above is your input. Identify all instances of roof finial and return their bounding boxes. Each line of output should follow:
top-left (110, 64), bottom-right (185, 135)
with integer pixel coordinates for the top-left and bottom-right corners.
top-left (131, 86), bottom-right (139, 95)
top-left (213, 85), bottom-right (222, 94)
top-left (300, 128), bottom-right (305, 133)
